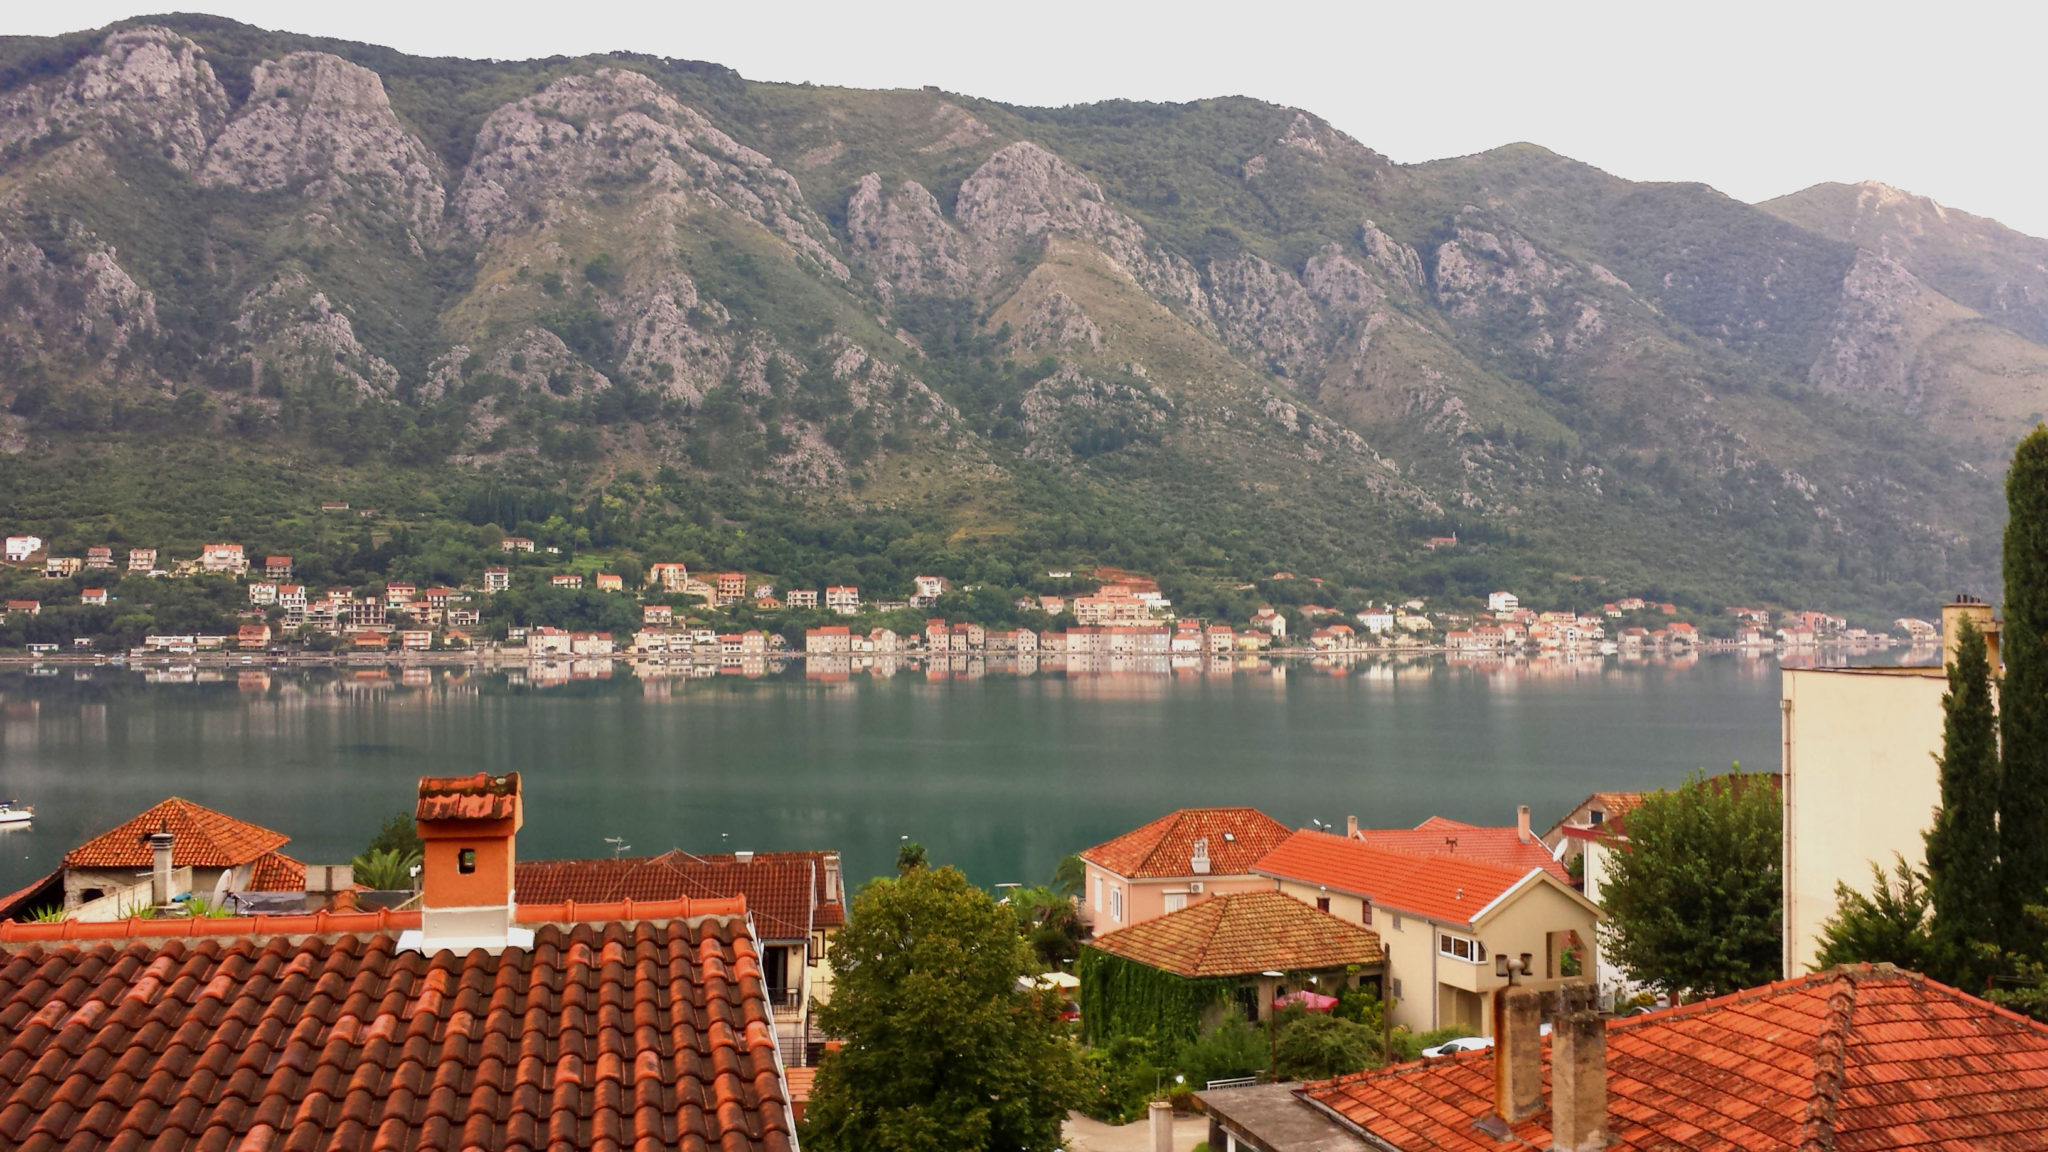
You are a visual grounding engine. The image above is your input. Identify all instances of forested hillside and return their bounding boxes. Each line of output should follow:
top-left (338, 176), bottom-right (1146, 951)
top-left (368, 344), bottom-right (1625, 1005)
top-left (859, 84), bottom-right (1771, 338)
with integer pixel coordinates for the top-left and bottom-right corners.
top-left (0, 15), bottom-right (2040, 619)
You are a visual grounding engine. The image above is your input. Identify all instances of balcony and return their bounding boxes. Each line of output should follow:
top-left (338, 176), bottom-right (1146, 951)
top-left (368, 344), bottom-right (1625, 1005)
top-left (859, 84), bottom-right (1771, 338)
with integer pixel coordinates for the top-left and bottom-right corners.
top-left (766, 986), bottom-right (804, 1012)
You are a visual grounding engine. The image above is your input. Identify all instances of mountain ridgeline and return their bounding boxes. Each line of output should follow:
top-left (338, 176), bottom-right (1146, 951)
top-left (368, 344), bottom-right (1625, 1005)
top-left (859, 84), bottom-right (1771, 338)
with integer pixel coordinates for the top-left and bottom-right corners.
top-left (0, 16), bottom-right (2042, 617)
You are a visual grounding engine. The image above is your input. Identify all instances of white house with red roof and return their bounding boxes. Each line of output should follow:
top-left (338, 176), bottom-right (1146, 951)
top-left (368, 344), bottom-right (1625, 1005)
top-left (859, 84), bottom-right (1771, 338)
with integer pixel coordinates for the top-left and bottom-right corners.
top-left (1253, 829), bottom-right (1602, 1036)
top-left (1076, 807), bottom-right (1293, 931)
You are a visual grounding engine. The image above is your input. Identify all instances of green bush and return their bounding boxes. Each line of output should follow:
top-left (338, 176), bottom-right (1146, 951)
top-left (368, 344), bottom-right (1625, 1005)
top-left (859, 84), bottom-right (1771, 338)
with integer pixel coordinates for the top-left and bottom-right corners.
top-left (1077, 1036), bottom-right (1158, 1124)
top-left (1271, 1013), bottom-right (1379, 1081)
top-left (1176, 1015), bottom-right (1268, 1088)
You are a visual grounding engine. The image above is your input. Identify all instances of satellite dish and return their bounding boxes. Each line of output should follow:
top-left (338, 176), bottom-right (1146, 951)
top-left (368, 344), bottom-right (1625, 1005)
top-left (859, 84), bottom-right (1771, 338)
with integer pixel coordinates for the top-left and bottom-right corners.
top-left (211, 868), bottom-right (234, 903)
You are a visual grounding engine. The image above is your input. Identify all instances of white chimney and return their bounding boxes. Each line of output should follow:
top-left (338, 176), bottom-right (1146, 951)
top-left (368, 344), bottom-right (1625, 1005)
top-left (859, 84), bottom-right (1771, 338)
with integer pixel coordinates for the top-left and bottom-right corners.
top-left (823, 852), bottom-right (842, 903)
top-left (736, 850), bottom-right (755, 865)
top-left (1190, 837), bottom-right (1211, 874)
top-left (1346, 814), bottom-right (1359, 838)
top-left (147, 824), bottom-right (175, 908)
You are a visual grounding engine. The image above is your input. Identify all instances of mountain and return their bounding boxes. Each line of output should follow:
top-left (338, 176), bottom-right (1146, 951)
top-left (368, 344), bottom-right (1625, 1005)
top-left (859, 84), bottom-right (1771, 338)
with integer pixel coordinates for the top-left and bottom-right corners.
top-left (0, 16), bottom-right (2039, 620)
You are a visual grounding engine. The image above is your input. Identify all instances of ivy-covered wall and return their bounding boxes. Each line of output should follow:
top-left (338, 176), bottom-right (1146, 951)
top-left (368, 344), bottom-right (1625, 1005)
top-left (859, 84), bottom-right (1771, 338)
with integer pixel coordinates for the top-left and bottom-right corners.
top-left (1078, 946), bottom-right (1238, 1046)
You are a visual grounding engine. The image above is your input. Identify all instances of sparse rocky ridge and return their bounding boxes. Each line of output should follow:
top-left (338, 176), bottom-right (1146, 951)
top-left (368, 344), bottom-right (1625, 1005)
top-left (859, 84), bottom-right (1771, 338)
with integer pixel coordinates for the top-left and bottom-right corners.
top-left (1018, 362), bottom-right (1173, 460)
top-left (0, 224), bottom-right (157, 386)
top-left (1204, 253), bottom-right (1324, 381)
top-left (453, 69), bottom-right (847, 279)
top-left (225, 272), bottom-right (401, 397)
top-left (1807, 251), bottom-right (1939, 411)
top-left (609, 269), bottom-right (729, 407)
top-left (0, 27), bottom-right (230, 172)
top-left (1014, 289), bottom-right (1102, 351)
top-left (845, 174), bottom-right (985, 300)
top-left (201, 52), bottom-right (446, 243)
top-left (955, 142), bottom-right (1209, 317)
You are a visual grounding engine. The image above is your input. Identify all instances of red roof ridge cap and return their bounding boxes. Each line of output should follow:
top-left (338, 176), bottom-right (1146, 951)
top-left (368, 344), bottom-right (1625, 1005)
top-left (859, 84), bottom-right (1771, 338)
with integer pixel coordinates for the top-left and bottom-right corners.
top-left (2, 895), bottom-right (753, 945)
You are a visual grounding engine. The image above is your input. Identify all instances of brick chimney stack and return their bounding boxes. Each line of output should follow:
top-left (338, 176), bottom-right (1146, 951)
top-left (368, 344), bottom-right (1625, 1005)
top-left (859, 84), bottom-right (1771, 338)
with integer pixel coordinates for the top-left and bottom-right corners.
top-left (1346, 814), bottom-right (1359, 838)
top-left (404, 772), bottom-right (529, 956)
top-left (1550, 981), bottom-right (1609, 1152)
top-left (1491, 981), bottom-right (1544, 1124)
top-left (1516, 804), bottom-right (1532, 844)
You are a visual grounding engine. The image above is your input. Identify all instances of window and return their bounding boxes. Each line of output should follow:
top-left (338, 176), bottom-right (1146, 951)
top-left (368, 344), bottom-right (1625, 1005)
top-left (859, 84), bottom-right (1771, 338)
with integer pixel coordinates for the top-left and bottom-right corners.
top-left (1110, 887), bottom-right (1124, 923)
top-left (1316, 897), bottom-right (1332, 913)
top-left (1164, 892), bottom-right (1188, 913)
top-left (458, 848), bottom-right (477, 874)
top-left (1093, 877), bottom-right (1102, 913)
top-left (1391, 913), bottom-right (1402, 930)
top-left (1361, 902), bottom-right (1372, 925)
top-left (1390, 978), bottom-right (1403, 1001)
top-left (1439, 932), bottom-right (1481, 962)
top-left (1590, 810), bottom-right (1605, 825)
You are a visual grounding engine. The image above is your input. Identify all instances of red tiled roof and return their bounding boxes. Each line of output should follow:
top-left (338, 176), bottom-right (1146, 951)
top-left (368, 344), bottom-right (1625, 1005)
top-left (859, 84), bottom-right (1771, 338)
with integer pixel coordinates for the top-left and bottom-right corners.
top-left (1253, 830), bottom-right (1541, 927)
top-left (1305, 965), bottom-right (2048, 1152)
top-left (416, 772), bottom-right (519, 821)
top-left (1355, 817), bottom-right (1570, 881)
top-left (62, 798), bottom-right (291, 870)
top-left (517, 850), bottom-right (843, 938)
top-left (0, 904), bottom-right (794, 1152)
top-left (1081, 807), bottom-right (1293, 879)
top-left (1086, 891), bottom-right (1382, 978)
top-left (246, 850), bottom-right (305, 893)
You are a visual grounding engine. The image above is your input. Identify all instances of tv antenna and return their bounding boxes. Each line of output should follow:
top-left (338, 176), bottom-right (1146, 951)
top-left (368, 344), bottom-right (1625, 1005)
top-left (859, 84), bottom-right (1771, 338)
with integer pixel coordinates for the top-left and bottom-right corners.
top-left (605, 836), bottom-right (630, 860)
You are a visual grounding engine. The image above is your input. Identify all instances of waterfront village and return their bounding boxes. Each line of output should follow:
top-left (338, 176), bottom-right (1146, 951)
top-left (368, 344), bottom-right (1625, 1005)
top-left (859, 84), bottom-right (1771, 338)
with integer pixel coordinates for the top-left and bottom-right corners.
top-left (0, 532), bottom-right (1924, 682)
top-left (1, 590), bottom-right (2039, 1152)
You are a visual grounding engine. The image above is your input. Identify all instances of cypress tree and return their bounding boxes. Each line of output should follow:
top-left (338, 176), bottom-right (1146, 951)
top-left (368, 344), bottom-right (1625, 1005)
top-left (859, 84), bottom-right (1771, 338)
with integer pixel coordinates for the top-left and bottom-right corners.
top-left (2001, 426), bottom-right (2048, 951)
top-left (1926, 616), bottom-right (2001, 970)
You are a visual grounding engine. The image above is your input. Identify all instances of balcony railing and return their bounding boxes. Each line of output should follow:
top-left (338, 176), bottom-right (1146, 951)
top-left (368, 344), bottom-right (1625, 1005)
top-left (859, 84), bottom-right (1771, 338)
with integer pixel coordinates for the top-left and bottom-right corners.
top-left (766, 986), bottom-right (804, 1012)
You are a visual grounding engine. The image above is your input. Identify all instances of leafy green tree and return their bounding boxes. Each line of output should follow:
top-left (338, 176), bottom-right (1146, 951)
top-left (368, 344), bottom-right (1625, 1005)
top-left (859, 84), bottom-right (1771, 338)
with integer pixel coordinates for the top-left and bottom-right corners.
top-left (805, 866), bottom-right (1082, 1152)
top-left (896, 841), bottom-right (928, 875)
top-left (1052, 854), bottom-right (1087, 901)
top-left (1925, 615), bottom-right (2001, 972)
top-left (1598, 770), bottom-right (1783, 997)
top-left (1271, 1013), bottom-right (1379, 1080)
top-left (1006, 885), bottom-right (1084, 971)
top-left (364, 811), bottom-right (424, 859)
top-left (1815, 855), bottom-right (1946, 975)
top-left (2002, 425), bottom-right (2048, 952)
top-left (1175, 1015), bottom-right (1267, 1089)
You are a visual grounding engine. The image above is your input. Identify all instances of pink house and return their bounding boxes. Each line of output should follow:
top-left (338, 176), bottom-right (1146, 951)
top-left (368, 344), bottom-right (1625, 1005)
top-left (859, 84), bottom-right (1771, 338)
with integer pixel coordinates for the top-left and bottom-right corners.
top-left (1076, 807), bottom-right (1293, 932)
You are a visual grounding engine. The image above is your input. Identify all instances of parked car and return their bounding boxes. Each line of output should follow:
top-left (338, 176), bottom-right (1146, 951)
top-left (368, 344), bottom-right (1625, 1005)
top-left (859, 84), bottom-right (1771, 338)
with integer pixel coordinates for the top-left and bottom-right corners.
top-left (1422, 1036), bottom-right (1493, 1058)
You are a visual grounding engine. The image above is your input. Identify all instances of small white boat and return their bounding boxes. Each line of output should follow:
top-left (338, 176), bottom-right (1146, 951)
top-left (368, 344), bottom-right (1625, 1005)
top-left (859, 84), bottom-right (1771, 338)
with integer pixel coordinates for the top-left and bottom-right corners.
top-left (0, 802), bottom-right (31, 826)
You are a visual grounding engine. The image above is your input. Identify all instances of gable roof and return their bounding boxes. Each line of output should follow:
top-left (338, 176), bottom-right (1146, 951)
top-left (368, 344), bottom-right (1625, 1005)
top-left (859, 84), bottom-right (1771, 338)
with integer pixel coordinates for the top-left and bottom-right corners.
top-left (517, 849), bottom-right (844, 937)
top-left (62, 798), bottom-right (291, 870)
top-left (1080, 808), bottom-right (1293, 879)
top-left (1086, 890), bottom-right (1382, 978)
top-left (416, 772), bottom-right (519, 821)
top-left (1254, 829), bottom-right (1590, 927)
top-left (1303, 965), bottom-right (2048, 1152)
top-left (1354, 817), bottom-right (1571, 882)
top-left (0, 900), bottom-right (795, 1152)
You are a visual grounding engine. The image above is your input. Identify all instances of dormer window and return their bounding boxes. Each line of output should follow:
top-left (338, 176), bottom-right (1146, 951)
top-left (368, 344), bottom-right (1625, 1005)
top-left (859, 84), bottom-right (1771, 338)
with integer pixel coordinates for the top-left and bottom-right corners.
top-left (1191, 837), bottom-right (1211, 874)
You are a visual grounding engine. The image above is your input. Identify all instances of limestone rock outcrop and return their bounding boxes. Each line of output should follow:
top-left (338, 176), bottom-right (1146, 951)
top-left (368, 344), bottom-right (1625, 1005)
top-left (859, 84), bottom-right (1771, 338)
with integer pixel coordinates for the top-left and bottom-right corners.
top-left (845, 173), bottom-right (984, 299)
top-left (0, 224), bottom-right (158, 388)
top-left (202, 52), bottom-right (446, 241)
top-left (226, 272), bottom-right (400, 397)
top-left (0, 27), bottom-right (230, 172)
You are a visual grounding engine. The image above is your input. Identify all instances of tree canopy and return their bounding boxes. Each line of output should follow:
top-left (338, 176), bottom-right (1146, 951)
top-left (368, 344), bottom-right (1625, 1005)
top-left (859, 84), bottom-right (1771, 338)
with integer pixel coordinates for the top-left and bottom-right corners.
top-left (1598, 770), bottom-right (1783, 997)
top-left (803, 866), bottom-right (1082, 1152)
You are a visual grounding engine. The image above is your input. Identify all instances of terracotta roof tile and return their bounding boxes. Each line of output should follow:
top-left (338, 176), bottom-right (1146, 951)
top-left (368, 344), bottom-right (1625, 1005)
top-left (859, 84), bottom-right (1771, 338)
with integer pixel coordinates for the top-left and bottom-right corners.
top-left (415, 772), bottom-right (519, 821)
top-left (1304, 965), bottom-right (2048, 1152)
top-left (62, 798), bottom-right (291, 870)
top-left (1081, 808), bottom-right (1294, 879)
top-left (245, 851), bottom-right (305, 893)
top-left (518, 850), bottom-right (845, 937)
top-left (1355, 818), bottom-right (1571, 882)
top-left (1253, 829), bottom-right (1541, 926)
top-left (0, 907), bottom-right (793, 1152)
top-left (1086, 890), bottom-right (1382, 978)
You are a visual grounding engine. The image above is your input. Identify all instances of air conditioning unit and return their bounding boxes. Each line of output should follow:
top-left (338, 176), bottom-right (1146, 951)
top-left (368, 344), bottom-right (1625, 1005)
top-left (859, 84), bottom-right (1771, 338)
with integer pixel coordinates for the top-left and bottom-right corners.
top-left (1187, 882), bottom-right (1204, 893)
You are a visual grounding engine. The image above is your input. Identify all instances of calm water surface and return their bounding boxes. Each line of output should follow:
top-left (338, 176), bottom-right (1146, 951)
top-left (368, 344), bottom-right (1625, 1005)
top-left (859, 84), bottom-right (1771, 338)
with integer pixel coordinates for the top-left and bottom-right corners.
top-left (0, 654), bottom-right (1799, 895)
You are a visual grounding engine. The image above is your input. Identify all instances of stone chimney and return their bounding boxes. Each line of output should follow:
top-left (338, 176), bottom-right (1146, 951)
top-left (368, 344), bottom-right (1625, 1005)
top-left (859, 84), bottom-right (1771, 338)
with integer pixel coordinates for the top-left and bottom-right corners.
top-left (1942, 595), bottom-right (2001, 671)
top-left (147, 823), bottom-right (175, 909)
top-left (823, 852), bottom-right (843, 904)
top-left (1550, 981), bottom-right (1609, 1152)
top-left (1516, 805), bottom-right (1532, 844)
top-left (1491, 982), bottom-right (1544, 1124)
top-left (404, 772), bottom-right (529, 956)
top-left (1346, 814), bottom-right (1359, 838)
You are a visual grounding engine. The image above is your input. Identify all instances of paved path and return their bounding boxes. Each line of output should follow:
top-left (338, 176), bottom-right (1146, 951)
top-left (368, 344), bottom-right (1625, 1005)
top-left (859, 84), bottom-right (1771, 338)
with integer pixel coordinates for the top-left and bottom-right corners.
top-left (1063, 1110), bottom-right (1208, 1151)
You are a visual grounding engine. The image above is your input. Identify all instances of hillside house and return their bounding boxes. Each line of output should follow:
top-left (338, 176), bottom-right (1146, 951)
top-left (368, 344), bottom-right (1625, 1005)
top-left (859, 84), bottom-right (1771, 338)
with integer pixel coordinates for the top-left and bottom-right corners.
top-left (717, 572), bottom-right (748, 604)
top-left (5, 600), bottom-right (38, 617)
top-left (200, 543), bottom-right (247, 574)
top-left (5, 535), bottom-right (42, 562)
top-left (551, 574), bottom-right (583, 589)
top-left (785, 589), bottom-right (818, 609)
top-left (85, 546), bottom-right (113, 569)
top-left (384, 582), bottom-right (416, 607)
top-left (806, 625), bottom-right (852, 655)
top-left (483, 567), bottom-right (510, 592)
top-left (127, 547), bottom-right (156, 572)
top-left (247, 581), bottom-right (277, 605)
top-left (43, 557), bottom-right (81, 578)
top-left (644, 604), bottom-right (675, 627)
top-left (648, 561), bottom-right (689, 591)
top-left (500, 536), bottom-right (535, 552)
top-left (1077, 807), bottom-right (1293, 931)
top-left (237, 623), bottom-right (271, 649)
top-left (528, 627), bottom-right (572, 656)
top-left (569, 632), bottom-right (614, 656)
top-left (824, 585), bottom-right (859, 615)
top-left (911, 575), bottom-right (948, 606)
top-left (80, 589), bottom-right (107, 607)
top-left (595, 573), bottom-right (623, 592)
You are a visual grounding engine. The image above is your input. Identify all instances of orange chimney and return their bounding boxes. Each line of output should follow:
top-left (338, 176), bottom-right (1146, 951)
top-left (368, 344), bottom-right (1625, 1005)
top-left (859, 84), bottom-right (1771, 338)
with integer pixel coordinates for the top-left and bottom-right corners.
top-left (403, 772), bottom-right (529, 955)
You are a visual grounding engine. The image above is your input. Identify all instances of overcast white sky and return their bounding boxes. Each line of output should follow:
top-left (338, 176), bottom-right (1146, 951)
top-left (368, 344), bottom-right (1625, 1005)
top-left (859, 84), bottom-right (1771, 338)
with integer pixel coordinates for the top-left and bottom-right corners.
top-left (19, 1), bottom-right (2048, 237)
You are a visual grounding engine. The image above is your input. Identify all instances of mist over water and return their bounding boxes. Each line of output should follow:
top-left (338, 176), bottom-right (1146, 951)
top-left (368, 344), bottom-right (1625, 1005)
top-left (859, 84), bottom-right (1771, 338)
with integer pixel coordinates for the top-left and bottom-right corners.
top-left (0, 654), bottom-right (1796, 894)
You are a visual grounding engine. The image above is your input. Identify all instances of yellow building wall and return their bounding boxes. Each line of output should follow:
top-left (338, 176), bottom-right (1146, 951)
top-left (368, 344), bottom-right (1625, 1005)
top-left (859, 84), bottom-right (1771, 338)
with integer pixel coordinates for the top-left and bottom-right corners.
top-left (1782, 667), bottom-right (1946, 975)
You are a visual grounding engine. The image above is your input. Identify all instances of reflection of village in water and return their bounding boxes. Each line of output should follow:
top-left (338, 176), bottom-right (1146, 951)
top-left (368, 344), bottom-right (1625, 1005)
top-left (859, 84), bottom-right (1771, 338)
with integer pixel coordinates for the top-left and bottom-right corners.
top-left (65, 638), bottom-right (1937, 696)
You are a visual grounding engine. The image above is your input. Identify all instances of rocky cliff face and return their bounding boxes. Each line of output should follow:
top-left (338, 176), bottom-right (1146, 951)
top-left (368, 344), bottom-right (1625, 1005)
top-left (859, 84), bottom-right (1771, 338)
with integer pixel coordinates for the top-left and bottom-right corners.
top-left (0, 27), bottom-right (229, 171)
top-left (202, 52), bottom-right (446, 244)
